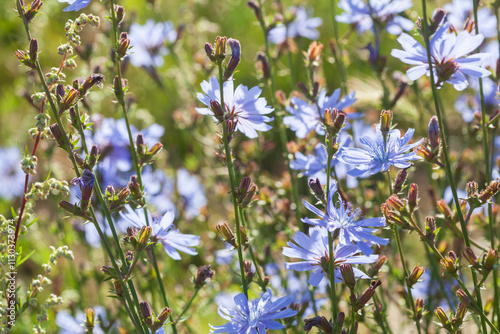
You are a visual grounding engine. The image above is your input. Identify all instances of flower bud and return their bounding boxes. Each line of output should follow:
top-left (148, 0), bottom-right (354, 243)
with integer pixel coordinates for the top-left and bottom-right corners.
top-left (128, 175), bottom-right (143, 204)
top-left (428, 116), bottom-right (440, 150)
top-left (113, 279), bottom-right (124, 297)
top-left (224, 38), bottom-right (241, 81)
top-left (239, 226), bottom-right (250, 248)
top-left (425, 216), bottom-right (436, 243)
top-left (195, 265), bottom-right (215, 288)
top-left (85, 308), bottom-right (96, 330)
top-left (246, 1), bottom-right (261, 21)
top-left (482, 249), bottom-right (498, 271)
top-left (436, 199), bottom-right (452, 219)
top-left (456, 289), bottom-right (474, 311)
top-left (462, 247), bottom-right (478, 267)
top-left (356, 280), bottom-right (381, 311)
top-left (306, 41), bottom-right (323, 63)
top-left (441, 254), bottom-right (458, 275)
top-left (408, 265), bottom-right (425, 286)
top-left (49, 124), bottom-right (67, 149)
top-left (29, 38), bottom-right (38, 60)
top-left (114, 5), bottom-right (125, 25)
top-left (244, 260), bottom-right (254, 283)
top-left (140, 302), bottom-right (153, 327)
top-left (214, 36), bottom-right (227, 59)
top-left (210, 100), bottom-right (225, 122)
top-left (466, 181), bottom-right (479, 199)
top-left (479, 180), bottom-right (500, 204)
top-left (368, 255), bottom-right (387, 277)
top-left (309, 178), bottom-right (325, 202)
top-left (303, 316), bottom-right (333, 333)
top-left (205, 42), bottom-right (215, 62)
top-left (393, 169), bottom-right (407, 193)
top-left (380, 109), bottom-right (392, 135)
top-left (256, 52), bottom-right (270, 79)
top-left (216, 223), bottom-right (237, 248)
top-left (117, 33), bottom-right (130, 59)
top-left (408, 183), bottom-right (418, 213)
top-left (340, 264), bottom-right (356, 290)
top-left (157, 306), bottom-right (172, 326)
top-left (435, 307), bottom-right (450, 329)
top-left (454, 302), bottom-right (467, 325)
top-left (136, 133), bottom-right (145, 155)
top-left (386, 194), bottom-right (405, 212)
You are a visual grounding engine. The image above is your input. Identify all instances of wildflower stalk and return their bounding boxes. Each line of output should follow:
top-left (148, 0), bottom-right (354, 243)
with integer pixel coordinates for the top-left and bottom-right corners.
top-left (106, 2), bottom-right (177, 331)
top-left (419, 2), bottom-right (489, 332)
top-left (325, 137), bottom-right (338, 318)
top-left (240, 208), bottom-right (267, 291)
top-left (174, 288), bottom-right (200, 325)
top-left (330, 0), bottom-right (348, 93)
top-left (473, 0), bottom-right (500, 326)
top-left (216, 61), bottom-right (249, 298)
top-left (385, 172), bottom-right (421, 333)
top-left (255, 0), bottom-right (303, 232)
top-left (15, 4), bottom-right (147, 332)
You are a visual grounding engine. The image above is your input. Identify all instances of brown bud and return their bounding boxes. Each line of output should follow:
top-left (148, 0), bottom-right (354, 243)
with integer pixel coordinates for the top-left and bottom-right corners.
top-left (195, 265), bottom-right (215, 288)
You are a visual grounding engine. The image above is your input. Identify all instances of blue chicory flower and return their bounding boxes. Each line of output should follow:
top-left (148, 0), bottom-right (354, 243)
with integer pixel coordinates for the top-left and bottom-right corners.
top-left (302, 181), bottom-right (388, 255)
top-left (177, 168), bottom-right (207, 219)
top-left (339, 127), bottom-right (422, 177)
top-left (283, 88), bottom-right (357, 138)
top-left (120, 205), bottom-right (199, 260)
top-left (283, 227), bottom-right (378, 286)
top-left (210, 289), bottom-right (297, 333)
top-left (196, 77), bottom-right (274, 139)
top-left (59, 0), bottom-right (91, 12)
top-left (290, 140), bottom-right (358, 188)
top-left (336, 0), bottom-right (414, 35)
top-left (443, 0), bottom-right (498, 38)
top-left (391, 23), bottom-right (491, 91)
top-left (268, 7), bottom-right (322, 44)
top-left (0, 147), bottom-right (26, 200)
top-left (128, 20), bottom-right (177, 68)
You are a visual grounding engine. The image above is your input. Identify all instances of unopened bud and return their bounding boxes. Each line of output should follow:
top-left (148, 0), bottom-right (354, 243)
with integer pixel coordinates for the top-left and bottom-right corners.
top-left (195, 265), bottom-right (215, 288)
top-left (216, 223), bottom-right (237, 248)
top-left (425, 216), bottom-right (436, 243)
top-left (479, 180), bottom-right (500, 204)
top-left (380, 110), bottom-right (392, 134)
top-left (357, 280), bottom-right (381, 310)
top-left (256, 52), bottom-right (270, 79)
top-left (408, 265), bottom-right (425, 286)
top-left (462, 247), bottom-right (478, 267)
top-left (244, 260), bottom-right (254, 283)
top-left (408, 183), bottom-right (418, 213)
top-left (115, 5), bottom-right (125, 24)
top-left (117, 34), bottom-right (130, 59)
top-left (340, 264), bottom-right (356, 290)
top-left (309, 178), bottom-right (325, 202)
top-left (85, 308), bottom-right (96, 329)
top-left (246, 1), bottom-right (261, 21)
top-left (369, 255), bottom-right (387, 277)
top-left (214, 36), bottom-right (227, 59)
top-left (393, 169), bottom-right (407, 193)
top-left (483, 249), bottom-right (498, 271)
top-left (428, 116), bottom-right (440, 149)
top-left (140, 302), bottom-right (153, 327)
top-left (205, 42), bottom-right (215, 62)
top-left (157, 306), bottom-right (172, 325)
top-left (224, 38), bottom-right (241, 81)
top-left (29, 39), bottom-right (38, 60)
top-left (456, 290), bottom-right (474, 310)
top-left (435, 307), bottom-right (450, 328)
top-left (210, 100), bottom-right (225, 122)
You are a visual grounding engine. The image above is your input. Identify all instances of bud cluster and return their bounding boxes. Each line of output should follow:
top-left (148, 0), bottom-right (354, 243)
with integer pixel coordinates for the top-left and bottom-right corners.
top-left (15, 39), bottom-right (38, 69)
top-left (381, 188), bottom-right (419, 231)
top-left (136, 134), bottom-right (163, 167)
top-left (105, 185), bottom-right (130, 212)
top-left (235, 177), bottom-right (258, 208)
top-left (139, 301), bottom-right (172, 333)
top-left (435, 303), bottom-right (468, 332)
top-left (123, 226), bottom-right (152, 253)
top-left (416, 116), bottom-right (442, 165)
top-left (64, 14), bottom-right (100, 45)
top-left (17, 0), bottom-right (43, 23)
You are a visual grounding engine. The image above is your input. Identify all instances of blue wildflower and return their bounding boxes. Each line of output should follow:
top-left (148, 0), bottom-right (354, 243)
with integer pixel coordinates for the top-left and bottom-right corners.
top-left (302, 181), bottom-right (387, 255)
top-left (210, 289), bottom-right (297, 333)
top-left (290, 140), bottom-right (358, 188)
top-left (59, 0), bottom-right (91, 12)
top-left (120, 205), bottom-right (199, 260)
top-left (444, 0), bottom-right (497, 38)
top-left (268, 7), bottom-right (322, 44)
top-left (196, 77), bottom-right (274, 139)
top-left (336, 0), bottom-right (414, 35)
top-left (128, 20), bottom-right (177, 68)
top-left (283, 88), bottom-right (357, 138)
top-left (177, 168), bottom-right (207, 219)
top-left (283, 227), bottom-right (377, 286)
top-left (339, 127), bottom-right (422, 177)
top-left (0, 147), bottom-right (25, 200)
top-left (391, 23), bottom-right (491, 91)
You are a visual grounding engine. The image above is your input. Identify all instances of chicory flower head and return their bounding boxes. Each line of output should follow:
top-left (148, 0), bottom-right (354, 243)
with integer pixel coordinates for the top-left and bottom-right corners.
top-left (391, 23), bottom-right (491, 91)
top-left (336, 0), bottom-right (414, 35)
top-left (443, 0), bottom-right (497, 38)
top-left (120, 205), bottom-right (199, 260)
top-left (210, 289), bottom-right (297, 333)
top-left (268, 6), bottom-right (322, 45)
top-left (128, 20), bottom-right (177, 68)
top-left (196, 77), bottom-right (274, 139)
top-left (59, 0), bottom-right (91, 12)
top-left (339, 127), bottom-right (422, 177)
top-left (284, 88), bottom-right (357, 138)
top-left (302, 181), bottom-right (388, 255)
top-left (283, 227), bottom-right (377, 286)
top-left (0, 147), bottom-right (26, 200)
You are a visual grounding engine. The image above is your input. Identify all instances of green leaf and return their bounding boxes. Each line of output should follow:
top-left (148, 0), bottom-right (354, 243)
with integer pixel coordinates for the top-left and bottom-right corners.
top-left (17, 249), bottom-right (35, 266)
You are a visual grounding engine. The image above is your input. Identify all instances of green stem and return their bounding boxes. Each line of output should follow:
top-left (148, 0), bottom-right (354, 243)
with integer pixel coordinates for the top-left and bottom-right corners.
top-left (240, 209), bottom-right (266, 291)
top-left (326, 139), bottom-right (338, 317)
top-left (17, 6), bottom-right (145, 331)
top-left (330, 0), bottom-right (348, 93)
top-left (174, 289), bottom-right (200, 324)
top-left (217, 61), bottom-right (249, 297)
top-left (419, 2), bottom-right (488, 332)
top-left (107, 2), bottom-right (176, 332)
